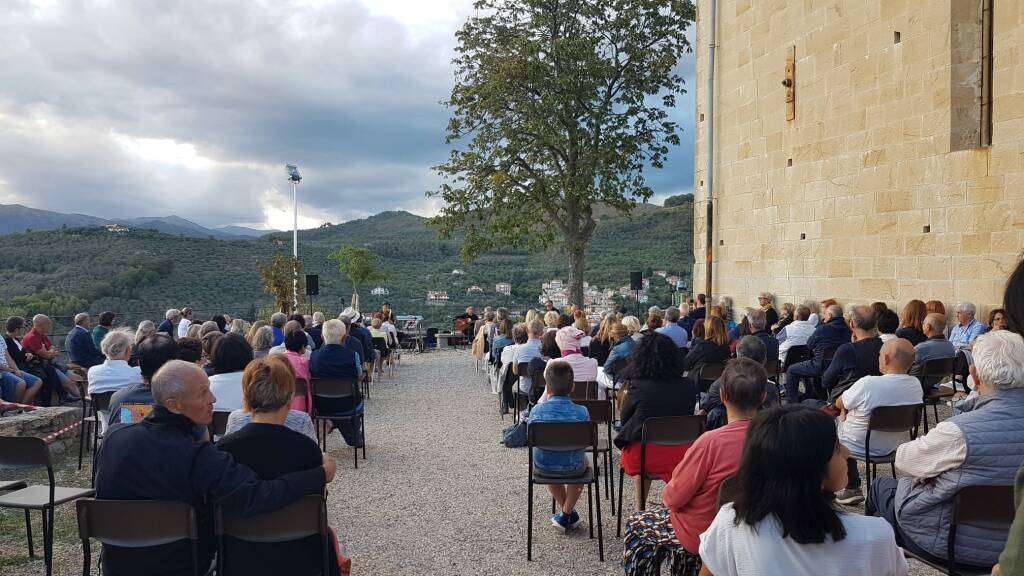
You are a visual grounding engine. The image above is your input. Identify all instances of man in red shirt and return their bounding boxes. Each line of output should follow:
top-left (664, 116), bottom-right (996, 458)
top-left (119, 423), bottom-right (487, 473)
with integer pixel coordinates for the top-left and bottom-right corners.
top-left (622, 357), bottom-right (767, 575)
top-left (22, 314), bottom-right (80, 402)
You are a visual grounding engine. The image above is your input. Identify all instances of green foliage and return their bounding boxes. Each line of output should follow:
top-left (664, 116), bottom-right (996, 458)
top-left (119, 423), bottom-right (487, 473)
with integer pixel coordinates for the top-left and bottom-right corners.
top-left (3, 289), bottom-right (88, 318)
top-left (256, 255), bottom-right (305, 314)
top-left (430, 0), bottom-right (696, 305)
top-left (328, 245), bottom-right (386, 302)
top-left (663, 193), bottom-right (695, 208)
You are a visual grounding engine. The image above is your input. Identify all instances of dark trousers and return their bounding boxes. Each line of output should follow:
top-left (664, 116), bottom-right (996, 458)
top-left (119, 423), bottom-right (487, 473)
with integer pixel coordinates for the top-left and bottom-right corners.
top-left (318, 397), bottom-right (363, 447)
top-left (846, 458), bottom-right (861, 489)
top-left (784, 360), bottom-right (822, 403)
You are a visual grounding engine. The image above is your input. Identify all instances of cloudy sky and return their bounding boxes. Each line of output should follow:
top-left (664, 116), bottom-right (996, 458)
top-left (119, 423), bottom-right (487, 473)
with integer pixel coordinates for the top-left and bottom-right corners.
top-left (0, 0), bottom-right (695, 230)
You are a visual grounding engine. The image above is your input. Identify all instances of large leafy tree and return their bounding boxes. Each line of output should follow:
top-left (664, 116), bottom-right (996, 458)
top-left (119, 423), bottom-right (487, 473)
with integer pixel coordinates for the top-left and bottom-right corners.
top-left (256, 255), bottom-right (305, 314)
top-left (329, 246), bottom-right (386, 308)
top-left (431, 0), bottom-right (694, 306)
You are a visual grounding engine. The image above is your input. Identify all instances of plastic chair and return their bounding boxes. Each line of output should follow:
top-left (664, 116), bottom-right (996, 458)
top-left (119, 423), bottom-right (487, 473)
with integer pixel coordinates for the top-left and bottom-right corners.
top-left (617, 415), bottom-right (704, 537)
top-left (77, 499), bottom-right (200, 576)
top-left (0, 436), bottom-right (95, 576)
top-left (527, 421), bottom-right (603, 562)
top-left (916, 357), bottom-right (956, 433)
top-left (79, 391), bottom-right (114, 478)
top-left (905, 484), bottom-right (1015, 576)
top-left (695, 363), bottom-right (726, 393)
top-left (294, 378), bottom-right (311, 416)
top-left (215, 494), bottom-right (330, 576)
top-left (511, 362), bottom-right (532, 424)
top-left (850, 404), bottom-right (922, 488)
top-left (311, 378), bottom-right (365, 468)
top-left (576, 399), bottom-right (616, 506)
top-left (211, 410), bottom-right (231, 440)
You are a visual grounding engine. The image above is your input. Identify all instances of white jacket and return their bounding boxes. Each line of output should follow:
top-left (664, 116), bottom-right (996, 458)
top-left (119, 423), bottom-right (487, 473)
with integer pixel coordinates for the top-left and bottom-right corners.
top-left (779, 320), bottom-right (816, 363)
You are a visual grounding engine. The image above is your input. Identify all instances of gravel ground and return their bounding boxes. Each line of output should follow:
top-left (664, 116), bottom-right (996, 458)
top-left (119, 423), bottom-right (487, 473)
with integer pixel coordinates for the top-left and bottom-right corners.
top-left (1, 349), bottom-right (946, 575)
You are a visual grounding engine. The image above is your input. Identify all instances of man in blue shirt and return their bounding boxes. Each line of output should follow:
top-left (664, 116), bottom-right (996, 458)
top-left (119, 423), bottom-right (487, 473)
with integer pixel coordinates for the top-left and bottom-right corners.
top-left (950, 302), bottom-right (987, 350)
top-left (513, 320), bottom-right (545, 394)
top-left (528, 360), bottom-right (590, 532)
top-left (656, 306), bottom-right (689, 348)
top-left (269, 312), bottom-right (287, 347)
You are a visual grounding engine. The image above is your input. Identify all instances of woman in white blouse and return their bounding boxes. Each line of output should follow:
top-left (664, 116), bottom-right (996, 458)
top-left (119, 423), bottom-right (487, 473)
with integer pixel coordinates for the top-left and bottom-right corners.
top-left (208, 333), bottom-right (254, 412)
top-left (698, 405), bottom-right (907, 576)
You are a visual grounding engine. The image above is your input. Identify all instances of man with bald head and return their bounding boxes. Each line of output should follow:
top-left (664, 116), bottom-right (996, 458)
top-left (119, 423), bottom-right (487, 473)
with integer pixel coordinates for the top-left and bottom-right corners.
top-left (832, 338), bottom-right (921, 505)
top-left (95, 360), bottom-right (335, 576)
top-left (21, 314), bottom-right (81, 402)
top-left (909, 313), bottom-right (955, 386)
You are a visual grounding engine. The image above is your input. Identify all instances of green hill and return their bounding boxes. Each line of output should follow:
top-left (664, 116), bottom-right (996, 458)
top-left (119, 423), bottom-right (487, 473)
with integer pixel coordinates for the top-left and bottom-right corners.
top-left (0, 199), bottom-right (694, 327)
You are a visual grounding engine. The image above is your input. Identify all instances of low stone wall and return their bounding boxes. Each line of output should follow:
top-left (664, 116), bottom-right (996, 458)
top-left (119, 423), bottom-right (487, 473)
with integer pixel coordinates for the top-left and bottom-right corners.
top-left (0, 406), bottom-right (81, 456)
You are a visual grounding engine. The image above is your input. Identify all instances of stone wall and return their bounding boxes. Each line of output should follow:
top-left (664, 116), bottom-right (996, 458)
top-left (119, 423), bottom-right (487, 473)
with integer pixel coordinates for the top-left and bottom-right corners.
top-left (691, 0), bottom-right (1023, 317)
top-left (0, 407), bottom-right (80, 456)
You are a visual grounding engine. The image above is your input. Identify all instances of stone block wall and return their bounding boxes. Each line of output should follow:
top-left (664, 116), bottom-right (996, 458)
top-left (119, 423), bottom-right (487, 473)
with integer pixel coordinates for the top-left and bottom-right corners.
top-left (691, 0), bottom-right (1023, 317)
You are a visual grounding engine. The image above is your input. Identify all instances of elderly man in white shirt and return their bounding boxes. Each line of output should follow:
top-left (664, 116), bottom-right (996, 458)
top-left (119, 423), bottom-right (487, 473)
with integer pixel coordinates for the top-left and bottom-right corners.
top-left (777, 304), bottom-right (815, 363)
top-left (833, 338), bottom-right (921, 505)
top-left (87, 329), bottom-right (142, 432)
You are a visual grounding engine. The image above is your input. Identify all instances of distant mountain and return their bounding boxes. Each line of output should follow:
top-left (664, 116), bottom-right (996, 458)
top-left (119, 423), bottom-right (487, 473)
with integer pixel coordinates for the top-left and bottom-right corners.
top-left (216, 225), bottom-right (273, 238)
top-left (0, 204), bottom-right (277, 238)
top-left (0, 204), bottom-right (108, 234)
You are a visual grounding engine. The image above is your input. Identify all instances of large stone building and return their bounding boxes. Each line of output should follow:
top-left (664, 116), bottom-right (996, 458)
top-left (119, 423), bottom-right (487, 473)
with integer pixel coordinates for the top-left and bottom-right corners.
top-left (691, 0), bottom-right (1021, 316)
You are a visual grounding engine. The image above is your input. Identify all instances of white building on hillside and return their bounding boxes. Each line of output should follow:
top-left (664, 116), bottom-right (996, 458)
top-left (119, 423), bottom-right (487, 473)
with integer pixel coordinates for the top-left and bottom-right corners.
top-left (427, 290), bottom-right (449, 301)
top-left (371, 286), bottom-right (389, 296)
top-left (495, 282), bottom-right (512, 295)
top-left (467, 285), bottom-right (483, 294)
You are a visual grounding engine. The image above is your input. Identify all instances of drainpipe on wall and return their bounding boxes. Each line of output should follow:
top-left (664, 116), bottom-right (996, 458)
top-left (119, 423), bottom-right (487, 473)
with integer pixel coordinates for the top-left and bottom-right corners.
top-left (703, 0), bottom-right (718, 300)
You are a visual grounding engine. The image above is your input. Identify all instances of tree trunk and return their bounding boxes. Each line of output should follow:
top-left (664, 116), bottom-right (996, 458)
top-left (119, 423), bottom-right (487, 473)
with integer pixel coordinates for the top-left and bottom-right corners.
top-left (567, 240), bottom-right (585, 309)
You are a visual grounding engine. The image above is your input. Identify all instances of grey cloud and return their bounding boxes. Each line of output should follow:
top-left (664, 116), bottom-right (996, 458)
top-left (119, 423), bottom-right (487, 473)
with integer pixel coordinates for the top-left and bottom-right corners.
top-left (0, 0), bottom-right (695, 227)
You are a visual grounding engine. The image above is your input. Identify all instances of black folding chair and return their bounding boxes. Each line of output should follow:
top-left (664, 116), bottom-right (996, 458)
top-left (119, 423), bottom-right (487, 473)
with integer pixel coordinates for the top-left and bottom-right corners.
top-left (850, 404), bottom-right (922, 488)
top-left (216, 494), bottom-right (330, 576)
top-left (617, 415), bottom-right (704, 537)
top-left (916, 357), bottom-right (956, 433)
top-left (716, 475), bottom-right (740, 510)
top-left (577, 399), bottom-right (616, 507)
top-left (295, 377), bottom-right (311, 416)
top-left (211, 410), bottom-right (231, 441)
top-left (527, 421), bottom-right (604, 562)
top-left (511, 362), bottom-right (532, 424)
top-left (905, 484), bottom-right (1015, 576)
top-left (0, 436), bottom-right (95, 576)
top-left (569, 380), bottom-right (600, 401)
top-left (77, 499), bottom-right (200, 576)
top-left (79, 391), bottom-right (114, 474)
top-left (311, 378), bottom-right (365, 468)
top-left (695, 363), bottom-right (727, 393)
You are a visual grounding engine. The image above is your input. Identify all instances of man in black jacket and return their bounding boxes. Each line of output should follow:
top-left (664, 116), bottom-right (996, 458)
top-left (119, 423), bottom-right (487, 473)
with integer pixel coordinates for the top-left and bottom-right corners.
top-left (95, 360), bottom-right (335, 576)
top-left (746, 309), bottom-right (780, 362)
top-left (824, 305), bottom-right (884, 401)
top-left (784, 304), bottom-right (852, 403)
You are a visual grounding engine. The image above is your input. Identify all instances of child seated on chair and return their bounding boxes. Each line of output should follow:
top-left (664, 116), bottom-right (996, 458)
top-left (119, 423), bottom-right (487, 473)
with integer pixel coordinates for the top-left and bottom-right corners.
top-left (527, 360), bottom-right (590, 532)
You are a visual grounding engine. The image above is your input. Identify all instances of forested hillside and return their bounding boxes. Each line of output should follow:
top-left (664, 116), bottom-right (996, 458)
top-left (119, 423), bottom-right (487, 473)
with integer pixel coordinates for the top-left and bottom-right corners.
top-left (0, 197), bottom-right (694, 325)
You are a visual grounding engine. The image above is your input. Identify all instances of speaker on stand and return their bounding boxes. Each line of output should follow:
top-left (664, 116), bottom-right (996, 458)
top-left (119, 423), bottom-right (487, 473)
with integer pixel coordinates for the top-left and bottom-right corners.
top-left (305, 274), bottom-right (319, 315)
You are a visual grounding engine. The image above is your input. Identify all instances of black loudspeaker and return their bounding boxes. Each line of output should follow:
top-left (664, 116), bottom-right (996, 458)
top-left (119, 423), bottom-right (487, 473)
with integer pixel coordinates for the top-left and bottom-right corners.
top-left (305, 274), bottom-right (319, 296)
top-left (629, 271), bottom-right (643, 291)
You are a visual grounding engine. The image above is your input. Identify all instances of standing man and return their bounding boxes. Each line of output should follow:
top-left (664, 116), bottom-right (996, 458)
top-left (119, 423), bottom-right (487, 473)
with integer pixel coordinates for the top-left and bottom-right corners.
top-left (545, 300), bottom-right (556, 313)
top-left (67, 313), bottom-right (106, 369)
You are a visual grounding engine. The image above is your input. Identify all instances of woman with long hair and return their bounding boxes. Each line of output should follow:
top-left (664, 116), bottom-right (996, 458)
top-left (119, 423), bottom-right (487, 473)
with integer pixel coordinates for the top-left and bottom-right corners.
top-left (895, 300), bottom-right (928, 346)
top-left (615, 332), bottom-right (695, 511)
top-left (683, 316), bottom-right (731, 374)
top-left (588, 314), bottom-right (620, 366)
top-left (699, 405), bottom-right (907, 575)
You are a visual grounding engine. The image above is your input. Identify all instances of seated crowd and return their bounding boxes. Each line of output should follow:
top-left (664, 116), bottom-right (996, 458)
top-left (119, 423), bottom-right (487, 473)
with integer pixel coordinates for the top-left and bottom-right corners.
top-left (1, 303), bottom-right (405, 575)
top-left (478, 256), bottom-right (1024, 576)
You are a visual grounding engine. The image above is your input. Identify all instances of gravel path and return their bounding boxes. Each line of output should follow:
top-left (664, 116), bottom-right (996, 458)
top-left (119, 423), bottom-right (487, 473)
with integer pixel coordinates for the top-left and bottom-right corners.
top-left (2, 348), bottom-right (943, 575)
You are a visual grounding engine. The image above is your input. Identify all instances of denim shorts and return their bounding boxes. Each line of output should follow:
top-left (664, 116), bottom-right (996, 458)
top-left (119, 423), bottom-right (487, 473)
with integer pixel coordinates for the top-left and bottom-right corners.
top-left (0, 371), bottom-right (23, 402)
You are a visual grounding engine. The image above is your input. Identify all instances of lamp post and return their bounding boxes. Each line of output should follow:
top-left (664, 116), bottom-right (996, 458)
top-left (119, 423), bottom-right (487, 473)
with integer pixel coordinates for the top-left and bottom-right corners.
top-left (286, 164), bottom-right (302, 311)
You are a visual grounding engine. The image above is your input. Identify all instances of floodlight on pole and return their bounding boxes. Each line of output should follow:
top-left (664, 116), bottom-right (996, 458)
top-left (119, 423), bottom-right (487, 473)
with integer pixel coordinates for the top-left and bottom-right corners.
top-left (286, 164), bottom-right (302, 311)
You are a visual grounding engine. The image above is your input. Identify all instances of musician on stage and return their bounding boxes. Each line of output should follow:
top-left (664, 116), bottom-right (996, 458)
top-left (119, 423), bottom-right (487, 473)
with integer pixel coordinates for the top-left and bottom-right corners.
top-left (454, 306), bottom-right (479, 339)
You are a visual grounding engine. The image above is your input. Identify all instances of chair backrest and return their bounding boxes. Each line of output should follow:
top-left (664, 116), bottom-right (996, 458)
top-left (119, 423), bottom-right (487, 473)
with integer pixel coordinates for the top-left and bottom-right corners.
top-left (716, 475), bottom-right (740, 510)
top-left (311, 378), bottom-right (358, 400)
top-left (783, 345), bottom-right (811, 369)
top-left (211, 411), bottom-right (231, 438)
top-left (821, 346), bottom-right (838, 364)
top-left (91, 391), bottom-right (116, 412)
top-left (569, 380), bottom-right (599, 400)
top-left (641, 415), bottom-right (705, 447)
top-left (528, 421), bottom-right (598, 452)
top-left (77, 499), bottom-right (198, 547)
top-left (294, 378), bottom-right (309, 400)
top-left (920, 357), bottom-right (955, 377)
top-left (576, 399), bottom-right (612, 424)
top-left (371, 336), bottom-right (388, 351)
top-left (216, 494), bottom-right (327, 542)
top-left (868, 404), bottom-right (922, 434)
top-left (764, 359), bottom-right (780, 377)
top-left (697, 362), bottom-right (727, 392)
top-left (0, 435), bottom-right (50, 469)
top-left (951, 484), bottom-right (1015, 528)
top-left (517, 362), bottom-right (531, 380)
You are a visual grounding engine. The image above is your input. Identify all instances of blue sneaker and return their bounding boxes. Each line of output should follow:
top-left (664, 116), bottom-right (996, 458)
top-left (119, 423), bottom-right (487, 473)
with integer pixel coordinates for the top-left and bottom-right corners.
top-left (566, 510), bottom-right (581, 530)
top-left (550, 513), bottom-right (570, 533)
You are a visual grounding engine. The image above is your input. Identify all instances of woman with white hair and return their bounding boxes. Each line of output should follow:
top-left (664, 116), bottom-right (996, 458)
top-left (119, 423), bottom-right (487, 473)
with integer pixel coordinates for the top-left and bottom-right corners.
top-left (131, 320), bottom-right (156, 366)
top-left (88, 329), bottom-right (143, 431)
